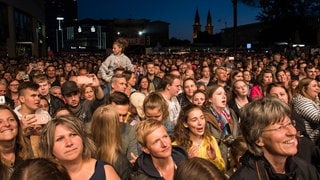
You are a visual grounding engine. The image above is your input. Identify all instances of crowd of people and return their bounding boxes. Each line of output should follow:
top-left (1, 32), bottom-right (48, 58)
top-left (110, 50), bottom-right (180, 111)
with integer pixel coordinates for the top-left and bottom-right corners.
top-left (0, 37), bottom-right (320, 179)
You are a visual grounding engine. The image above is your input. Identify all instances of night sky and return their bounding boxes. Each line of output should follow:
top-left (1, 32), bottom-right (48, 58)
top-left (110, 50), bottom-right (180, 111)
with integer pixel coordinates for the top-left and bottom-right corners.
top-left (78, 0), bottom-right (260, 41)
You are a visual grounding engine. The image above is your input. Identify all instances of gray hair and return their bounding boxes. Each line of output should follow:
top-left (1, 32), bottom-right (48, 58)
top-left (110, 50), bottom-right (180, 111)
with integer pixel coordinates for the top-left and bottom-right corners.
top-left (239, 97), bottom-right (291, 156)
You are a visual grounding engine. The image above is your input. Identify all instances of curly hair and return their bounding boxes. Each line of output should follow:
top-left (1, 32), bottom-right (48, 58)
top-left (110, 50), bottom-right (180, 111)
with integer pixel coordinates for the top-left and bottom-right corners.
top-left (173, 104), bottom-right (211, 151)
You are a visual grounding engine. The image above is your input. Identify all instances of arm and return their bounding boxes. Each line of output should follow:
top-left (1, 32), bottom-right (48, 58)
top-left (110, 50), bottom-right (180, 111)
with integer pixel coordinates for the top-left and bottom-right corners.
top-left (294, 97), bottom-right (320, 124)
top-left (124, 55), bottom-right (134, 71)
top-left (99, 56), bottom-right (113, 82)
top-left (91, 74), bottom-right (105, 100)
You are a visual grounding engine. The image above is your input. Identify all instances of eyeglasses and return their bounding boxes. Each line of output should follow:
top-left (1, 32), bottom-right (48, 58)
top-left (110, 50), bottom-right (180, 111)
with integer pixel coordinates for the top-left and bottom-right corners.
top-left (262, 120), bottom-right (296, 132)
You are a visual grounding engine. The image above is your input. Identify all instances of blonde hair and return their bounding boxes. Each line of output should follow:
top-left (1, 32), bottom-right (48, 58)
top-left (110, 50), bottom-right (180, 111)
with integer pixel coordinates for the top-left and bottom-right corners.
top-left (91, 105), bottom-right (123, 165)
top-left (135, 119), bottom-right (164, 147)
top-left (40, 115), bottom-right (96, 160)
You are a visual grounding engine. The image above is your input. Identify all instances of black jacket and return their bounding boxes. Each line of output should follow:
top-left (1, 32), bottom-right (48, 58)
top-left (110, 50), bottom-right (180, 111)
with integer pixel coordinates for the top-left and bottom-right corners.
top-left (130, 146), bottom-right (188, 180)
top-left (230, 151), bottom-right (320, 180)
top-left (147, 76), bottom-right (163, 91)
top-left (49, 94), bottom-right (66, 116)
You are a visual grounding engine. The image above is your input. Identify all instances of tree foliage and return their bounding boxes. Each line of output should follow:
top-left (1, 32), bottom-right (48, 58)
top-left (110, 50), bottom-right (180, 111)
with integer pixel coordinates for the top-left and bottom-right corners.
top-left (238, 0), bottom-right (320, 45)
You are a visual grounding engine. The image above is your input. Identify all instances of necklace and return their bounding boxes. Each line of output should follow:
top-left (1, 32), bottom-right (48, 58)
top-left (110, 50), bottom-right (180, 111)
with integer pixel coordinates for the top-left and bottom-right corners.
top-left (193, 139), bottom-right (203, 147)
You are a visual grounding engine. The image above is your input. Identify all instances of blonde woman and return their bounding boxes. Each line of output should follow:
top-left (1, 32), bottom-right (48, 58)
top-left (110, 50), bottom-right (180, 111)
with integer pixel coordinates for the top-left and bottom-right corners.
top-left (40, 115), bottom-right (120, 180)
top-left (91, 105), bottom-right (131, 179)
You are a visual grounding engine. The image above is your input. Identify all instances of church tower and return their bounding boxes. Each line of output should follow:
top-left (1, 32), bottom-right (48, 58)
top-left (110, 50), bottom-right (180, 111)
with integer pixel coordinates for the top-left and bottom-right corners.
top-left (206, 9), bottom-right (214, 35)
top-left (193, 8), bottom-right (201, 40)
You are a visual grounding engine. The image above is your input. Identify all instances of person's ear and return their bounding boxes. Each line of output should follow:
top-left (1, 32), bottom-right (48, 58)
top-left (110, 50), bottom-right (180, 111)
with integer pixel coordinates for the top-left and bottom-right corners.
top-left (255, 137), bottom-right (264, 147)
top-left (141, 146), bottom-right (150, 154)
top-left (19, 96), bottom-right (25, 104)
top-left (183, 122), bottom-right (188, 128)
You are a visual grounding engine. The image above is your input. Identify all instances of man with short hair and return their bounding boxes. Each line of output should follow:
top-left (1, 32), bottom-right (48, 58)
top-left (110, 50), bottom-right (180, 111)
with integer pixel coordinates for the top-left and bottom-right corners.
top-left (109, 91), bottom-right (138, 162)
top-left (110, 74), bottom-right (127, 93)
top-left (159, 74), bottom-right (181, 124)
top-left (33, 75), bottom-right (65, 116)
top-left (131, 119), bottom-right (187, 179)
top-left (61, 74), bottom-right (105, 125)
top-left (146, 61), bottom-right (162, 92)
top-left (14, 82), bottom-right (51, 136)
top-left (305, 64), bottom-right (317, 79)
top-left (45, 65), bottom-right (60, 86)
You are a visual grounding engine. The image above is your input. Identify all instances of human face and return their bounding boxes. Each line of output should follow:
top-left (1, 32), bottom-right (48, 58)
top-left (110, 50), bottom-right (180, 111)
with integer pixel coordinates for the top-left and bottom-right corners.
top-left (305, 80), bottom-right (320, 99)
top-left (65, 63), bottom-right (72, 72)
top-left (64, 92), bottom-right (80, 108)
top-left (209, 87), bottom-right (227, 111)
top-left (38, 81), bottom-right (50, 97)
top-left (243, 71), bottom-right (251, 82)
top-left (143, 126), bottom-right (172, 159)
top-left (0, 84), bottom-right (6, 96)
top-left (19, 89), bottom-right (41, 111)
top-left (216, 69), bottom-right (228, 82)
top-left (46, 66), bottom-right (56, 78)
top-left (113, 103), bottom-right (129, 123)
top-left (202, 67), bottom-right (210, 78)
top-left (276, 71), bottom-right (287, 83)
top-left (3, 73), bottom-right (12, 82)
top-left (112, 44), bottom-right (122, 55)
top-left (259, 116), bottom-right (298, 160)
top-left (234, 81), bottom-right (248, 97)
top-left (168, 78), bottom-right (181, 97)
top-left (145, 107), bottom-right (163, 121)
top-left (52, 125), bottom-right (83, 163)
top-left (192, 92), bottom-right (205, 106)
top-left (39, 99), bottom-right (49, 111)
top-left (147, 64), bottom-right (155, 75)
top-left (233, 72), bottom-right (243, 81)
top-left (37, 61), bottom-right (45, 71)
top-left (306, 67), bottom-right (317, 79)
top-left (112, 78), bottom-right (127, 93)
top-left (84, 86), bottom-right (94, 101)
top-left (183, 80), bottom-right (197, 98)
top-left (50, 88), bottom-right (62, 99)
top-left (269, 87), bottom-right (289, 104)
top-left (140, 78), bottom-right (149, 90)
top-left (0, 109), bottom-right (18, 142)
top-left (184, 108), bottom-right (205, 138)
top-left (8, 80), bottom-right (19, 93)
top-left (262, 73), bottom-right (273, 85)
top-left (128, 74), bottom-right (137, 87)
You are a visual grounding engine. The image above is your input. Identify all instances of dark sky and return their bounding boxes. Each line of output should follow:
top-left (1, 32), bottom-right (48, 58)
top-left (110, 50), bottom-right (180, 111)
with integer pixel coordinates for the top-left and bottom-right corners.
top-left (78, 0), bottom-right (260, 41)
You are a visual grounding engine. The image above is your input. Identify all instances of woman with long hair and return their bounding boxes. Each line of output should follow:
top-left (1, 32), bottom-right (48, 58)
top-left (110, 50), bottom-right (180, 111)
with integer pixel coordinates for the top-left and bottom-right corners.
top-left (137, 76), bottom-right (150, 96)
top-left (292, 78), bottom-right (320, 143)
top-left (203, 85), bottom-right (239, 165)
top-left (228, 80), bottom-right (251, 119)
top-left (0, 105), bottom-right (24, 179)
top-left (91, 105), bottom-right (131, 179)
top-left (40, 115), bottom-right (120, 180)
top-left (249, 68), bottom-right (274, 100)
top-left (173, 104), bottom-right (225, 172)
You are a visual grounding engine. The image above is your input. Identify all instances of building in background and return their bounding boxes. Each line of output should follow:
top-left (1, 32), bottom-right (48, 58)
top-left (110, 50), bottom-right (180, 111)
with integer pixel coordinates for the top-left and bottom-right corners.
top-left (0, 0), bottom-right (46, 58)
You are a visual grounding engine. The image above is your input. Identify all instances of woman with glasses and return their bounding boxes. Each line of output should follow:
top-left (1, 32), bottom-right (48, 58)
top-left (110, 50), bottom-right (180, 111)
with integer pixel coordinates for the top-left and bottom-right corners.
top-left (231, 97), bottom-right (320, 179)
top-left (266, 82), bottom-right (320, 166)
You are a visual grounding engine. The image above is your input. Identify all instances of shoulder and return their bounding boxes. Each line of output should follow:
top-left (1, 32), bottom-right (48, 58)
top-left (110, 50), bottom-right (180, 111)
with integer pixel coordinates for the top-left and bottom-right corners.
top-left (103, 164), bottom-right (120, 180)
